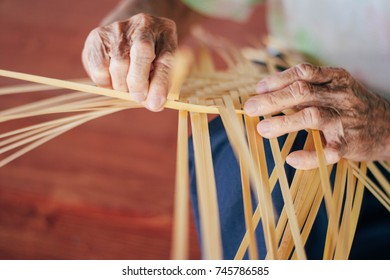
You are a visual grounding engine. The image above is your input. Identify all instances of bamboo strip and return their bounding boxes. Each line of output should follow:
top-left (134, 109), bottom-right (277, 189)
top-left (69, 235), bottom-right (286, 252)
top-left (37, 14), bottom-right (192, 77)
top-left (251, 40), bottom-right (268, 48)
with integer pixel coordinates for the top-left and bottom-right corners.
top-left (289, 165), bottom-right (333, 260)
top-left (231, 92), bottom-right (259, 260)
top-left (234, 129), bottom-right (298, 260)
top-left (0, 108), bottom-right (123, 156)
top-left (378, 161), bottom-right (390, 174)
top-left (0, 96), bottom-right (124, 122)
top-left (323, 159), bottom-right (347, 258)
top-left (349, 162), bottom-right (389, 207)
top-left (0, 123), bottom-right (83, 154)
top-left (333, 163), bottom-right (354, 259)
top-left (0, 113), bottom-right (98, 139)
top-left (275, 134), bottom-right (315, 259)
top-left (0, 78), bottom-right (91, 95)
top-left (168, 48), bottom-right (194, 101)
top-left (290, 179), bottom-right (323, 259)
top-left (0, 109), bottom-right (120, 167)
top-left (0, 69), bottom-right (244, 115)
top-left (345, 162), bottom-right (367, 256)
top-left (189, 98), bottom-right (222, 259)
top-left (367, 162), bottom-right (390, 197)
top-left (0, 92), bottom-right (93, 117)
top-left (267, 120), bottom-right (307, 260)
top-left (171, 110), bottom-right (189, 260)
top-left (349, 165), bottom-right (390, 211)
top-left (276, 169), bottom-right (308, 259)
top-left (312, 130), bottom-right (338, 259)
top-left (217, 97), bottom-right (278, 260)
top-left (200, 110), bottom-right (223, 259)
top-left (0, 116), bottom-right (84, 148)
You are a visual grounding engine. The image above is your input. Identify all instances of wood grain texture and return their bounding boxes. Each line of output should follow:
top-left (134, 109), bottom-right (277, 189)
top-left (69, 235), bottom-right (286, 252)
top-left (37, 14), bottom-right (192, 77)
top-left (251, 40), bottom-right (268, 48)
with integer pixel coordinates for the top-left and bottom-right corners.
top-left (0, 0), bottom-right (267, 259)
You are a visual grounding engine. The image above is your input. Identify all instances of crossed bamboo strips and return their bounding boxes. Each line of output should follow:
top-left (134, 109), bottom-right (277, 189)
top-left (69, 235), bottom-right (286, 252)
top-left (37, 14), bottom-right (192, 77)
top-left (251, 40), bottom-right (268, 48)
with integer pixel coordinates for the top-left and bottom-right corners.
top-left (0, 41), bottom-right (389, 260)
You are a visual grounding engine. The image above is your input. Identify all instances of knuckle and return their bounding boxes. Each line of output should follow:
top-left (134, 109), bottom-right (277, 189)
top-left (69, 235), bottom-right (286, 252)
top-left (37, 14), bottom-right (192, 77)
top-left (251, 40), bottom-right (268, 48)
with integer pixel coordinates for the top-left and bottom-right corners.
top-left (86, 27), bottom-right (107, 46)
top-left (337, 67), bottom-right (350, 77)
top-left (294, 63), bottom-right (316, 79)
top-left (289, 81), bottom-right (311, 99)
top-left (302, 107), bottom-right (321, 128)
top-left (161, 17), bottom-right (176, 31)
top-left (279, 115), bottom-right (291, 128)
top-left (337, 67), bottom-right (354, 86)
top-left (154, 61), bottom-right (171, 76)
top-left (131, 13), bottom-right (152, 25)
top-left (156, 52), bottom-right (174, 68)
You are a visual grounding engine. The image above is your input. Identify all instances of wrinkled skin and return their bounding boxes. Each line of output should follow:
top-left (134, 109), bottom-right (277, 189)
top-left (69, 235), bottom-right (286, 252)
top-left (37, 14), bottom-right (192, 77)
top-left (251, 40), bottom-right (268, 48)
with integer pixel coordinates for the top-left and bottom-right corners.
top-left (244, 63), bottom-right (390, 169)
top-left (83, 6), bottom-right (390, 169)
top-left (82, 13), bottom-right (178, 111)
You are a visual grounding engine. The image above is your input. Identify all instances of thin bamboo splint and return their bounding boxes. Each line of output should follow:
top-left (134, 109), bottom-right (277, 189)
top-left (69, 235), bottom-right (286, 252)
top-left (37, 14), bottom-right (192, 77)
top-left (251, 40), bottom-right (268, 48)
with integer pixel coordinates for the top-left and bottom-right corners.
top-left (0, 41), bottom-right (388, 260)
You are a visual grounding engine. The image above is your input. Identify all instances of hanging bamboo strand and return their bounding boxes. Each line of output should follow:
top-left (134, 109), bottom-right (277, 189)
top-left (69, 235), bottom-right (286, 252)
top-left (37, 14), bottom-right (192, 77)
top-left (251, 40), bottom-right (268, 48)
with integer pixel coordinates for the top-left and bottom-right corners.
top-left (171, 110), bottom-right (190, 260)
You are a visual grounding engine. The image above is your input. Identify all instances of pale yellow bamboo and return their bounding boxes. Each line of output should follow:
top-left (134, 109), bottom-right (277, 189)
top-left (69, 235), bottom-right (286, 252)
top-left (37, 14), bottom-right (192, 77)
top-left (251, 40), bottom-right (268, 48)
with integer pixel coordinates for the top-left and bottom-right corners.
top-left (217, 97), bottom-right (278, 260)
top-left (0, 97), bottom-right (132, 122)
top-left (0, 113), bottom-right (97, 139)
top-left (168, 48), bottom-right (194, 101)
top-left (281, 169), bottom-right (318, 259)
top-left (275, 134), bottom-right (313, 259)
top-left (0, 78), bottom-right (91, 95)
top-left (312, 130), bottom-right (338, 259)
top-left (171, 110), bottom-right (190, 260)
top-left (267, 122), bottom-right (307, 260)
top-left (333, 163), bottom-right (354, 259)
top-left (200, 110), bottom-right (223, 259)
top-left (0, 69), bottom-right (244, 115)
top-left (323, 159), bottom-right (347, 258)
top-left (0, 109), bottom-right (120, 167)
top-left (231, 92), bottom-right (259, 260)
top-left (350, 167), bottom-right (390, 211)
top-left (234, 129), bottom-right (298, 260)
top-left (367, 162), bottom-right (390, 197)
top-left (0, 92), bottom-right (93, 117)
top-left (290, 165), bottom-right (334, 260)
top-left (345, 162), bottom-right (367, 256)
top-left (189, 98), bottom-right (223, 259)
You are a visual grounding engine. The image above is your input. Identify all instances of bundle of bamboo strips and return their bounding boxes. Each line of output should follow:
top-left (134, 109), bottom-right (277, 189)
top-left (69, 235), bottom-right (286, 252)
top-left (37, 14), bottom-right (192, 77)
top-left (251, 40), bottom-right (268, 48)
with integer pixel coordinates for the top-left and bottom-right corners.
top-left (0, 42), bottom-right (388, 260)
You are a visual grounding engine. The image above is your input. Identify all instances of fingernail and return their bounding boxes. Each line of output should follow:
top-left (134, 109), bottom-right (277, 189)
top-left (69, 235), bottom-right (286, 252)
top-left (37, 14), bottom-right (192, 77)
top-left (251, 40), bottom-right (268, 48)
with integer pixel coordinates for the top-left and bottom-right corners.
top-left (147, 96), bottom-right (165, 111)
top-left (286, 156), bottom-right (299, 166)
top-left (257, 120), bottom-right (272, 136)
top-left (256, 80), bottom-right (269, 93)
top-left (244, 100), bottom-right (258, 115)
top-left (131, 92), bottom-right (145, 103)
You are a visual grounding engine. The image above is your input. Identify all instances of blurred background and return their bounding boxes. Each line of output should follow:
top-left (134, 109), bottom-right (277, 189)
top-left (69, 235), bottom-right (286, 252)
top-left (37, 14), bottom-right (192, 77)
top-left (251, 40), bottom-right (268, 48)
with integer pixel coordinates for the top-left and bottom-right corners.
top-left (0, 0), bottom-right (266, 259)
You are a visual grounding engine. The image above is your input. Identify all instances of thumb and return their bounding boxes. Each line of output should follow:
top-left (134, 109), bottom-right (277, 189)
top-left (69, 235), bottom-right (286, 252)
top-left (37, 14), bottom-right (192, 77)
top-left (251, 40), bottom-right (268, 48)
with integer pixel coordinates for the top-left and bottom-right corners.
top-left (286, 148), bottom-right (340, 170)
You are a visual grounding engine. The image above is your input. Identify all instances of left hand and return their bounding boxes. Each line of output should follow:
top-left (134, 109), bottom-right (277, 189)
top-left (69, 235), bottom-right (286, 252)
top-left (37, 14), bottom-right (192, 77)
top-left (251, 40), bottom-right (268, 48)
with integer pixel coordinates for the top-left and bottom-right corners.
top-left (244, 63), bottom-right (390, 170)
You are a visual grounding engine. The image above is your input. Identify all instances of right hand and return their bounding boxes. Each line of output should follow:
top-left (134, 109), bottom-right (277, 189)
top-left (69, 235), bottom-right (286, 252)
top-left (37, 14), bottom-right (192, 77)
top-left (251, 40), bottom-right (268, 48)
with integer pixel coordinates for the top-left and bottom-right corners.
top-left (82, 13), bottom-right (178, 111)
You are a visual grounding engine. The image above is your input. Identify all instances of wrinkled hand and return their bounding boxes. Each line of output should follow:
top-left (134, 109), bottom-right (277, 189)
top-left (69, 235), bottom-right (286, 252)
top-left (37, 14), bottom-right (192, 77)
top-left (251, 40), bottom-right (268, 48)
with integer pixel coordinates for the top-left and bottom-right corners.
top-left (82, 13), bottom-right (178, 111)
top-left (244, 63), bottom-right (390, 170)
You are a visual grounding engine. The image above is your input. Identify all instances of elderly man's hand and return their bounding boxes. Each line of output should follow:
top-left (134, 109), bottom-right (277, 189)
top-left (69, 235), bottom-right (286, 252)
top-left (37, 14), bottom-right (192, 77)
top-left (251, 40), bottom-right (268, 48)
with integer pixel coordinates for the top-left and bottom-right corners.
top-left (244, 63), bottom-right (390, 170)
top-left (82, 13), bottom-right (178, 111)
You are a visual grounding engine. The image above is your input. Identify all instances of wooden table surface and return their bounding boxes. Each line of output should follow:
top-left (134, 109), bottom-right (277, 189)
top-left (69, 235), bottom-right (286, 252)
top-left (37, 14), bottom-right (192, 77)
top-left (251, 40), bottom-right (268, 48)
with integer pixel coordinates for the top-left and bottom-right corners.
top-left (0, 0), bottom-right (266, 259)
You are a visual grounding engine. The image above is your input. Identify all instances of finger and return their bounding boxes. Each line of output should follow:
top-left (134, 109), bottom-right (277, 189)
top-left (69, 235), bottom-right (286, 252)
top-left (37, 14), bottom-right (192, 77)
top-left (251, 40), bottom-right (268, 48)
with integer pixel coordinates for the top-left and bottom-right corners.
top-left (286, 148), bottom-right (340, 170)
top-left (82, 29), bottom-right (112, 88)
top-left (257, 107), bottom-right (321, 138)
top-left (256, 63), bottom-right (346, 94)
top-left (109, 53), bottom-right (130, 92)
top-left (244, 81), bottom-right (327, 116)
top-left (127, 33), bottom-right (156, 103)
top-left (145, 51), bottom-right (174, 111)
